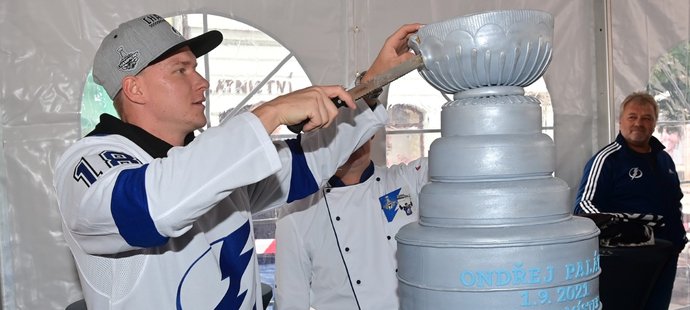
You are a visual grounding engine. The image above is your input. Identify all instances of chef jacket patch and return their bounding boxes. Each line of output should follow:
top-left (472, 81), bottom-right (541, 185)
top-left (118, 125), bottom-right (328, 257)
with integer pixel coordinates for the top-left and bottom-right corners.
top-left (398, 194), bottom-right (413, 216)
top-left (380, 188), bottom-right (414, 222)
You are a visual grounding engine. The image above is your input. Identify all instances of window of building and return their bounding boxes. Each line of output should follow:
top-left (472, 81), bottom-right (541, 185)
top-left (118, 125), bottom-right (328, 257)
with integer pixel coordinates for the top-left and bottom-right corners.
top-left (649, 40), bottom-right (690, 183)
top-left (648, 41), bottom-right (690, 307)
top-left (81, 14), bottom-right (311, 135)
top-left (385, 71), bottom-right (553, 166)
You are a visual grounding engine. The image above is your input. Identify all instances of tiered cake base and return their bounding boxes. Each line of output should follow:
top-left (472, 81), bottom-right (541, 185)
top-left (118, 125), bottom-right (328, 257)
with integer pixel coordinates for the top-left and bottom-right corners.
top-left (396, 95), bottom-right (601, 309)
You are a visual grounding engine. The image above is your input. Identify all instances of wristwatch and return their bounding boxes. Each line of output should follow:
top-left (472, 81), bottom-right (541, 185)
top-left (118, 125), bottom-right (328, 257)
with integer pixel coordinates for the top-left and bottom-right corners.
top-left (356, 70), bottom-right (383, 106)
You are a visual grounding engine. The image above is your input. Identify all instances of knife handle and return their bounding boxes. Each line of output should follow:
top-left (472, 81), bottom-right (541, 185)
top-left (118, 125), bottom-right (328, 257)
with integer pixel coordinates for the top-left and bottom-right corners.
top-left (287, 97), bottom-right (348, 133)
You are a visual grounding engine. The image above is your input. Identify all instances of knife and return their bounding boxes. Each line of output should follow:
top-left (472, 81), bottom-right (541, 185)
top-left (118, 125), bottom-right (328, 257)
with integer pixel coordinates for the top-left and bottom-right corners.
top-left (287, 54), bottom-right (424, 133)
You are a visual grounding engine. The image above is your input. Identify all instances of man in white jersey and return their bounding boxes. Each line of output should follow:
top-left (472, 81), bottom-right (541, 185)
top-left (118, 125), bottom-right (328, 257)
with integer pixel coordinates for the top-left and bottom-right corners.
top-left (52, 13), bottom-right (421, 309)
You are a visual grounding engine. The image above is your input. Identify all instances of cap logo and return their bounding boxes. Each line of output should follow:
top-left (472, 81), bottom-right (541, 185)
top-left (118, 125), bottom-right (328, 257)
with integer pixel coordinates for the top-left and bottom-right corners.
top-left (116, 46), bottom-right (140, 72)
top-left (142, 14), bottom-right (165, 27)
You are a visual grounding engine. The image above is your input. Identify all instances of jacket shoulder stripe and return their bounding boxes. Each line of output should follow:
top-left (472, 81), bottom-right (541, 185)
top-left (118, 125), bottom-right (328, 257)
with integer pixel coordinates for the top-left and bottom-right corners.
top-left (579, 142), bottom-right (621, 213)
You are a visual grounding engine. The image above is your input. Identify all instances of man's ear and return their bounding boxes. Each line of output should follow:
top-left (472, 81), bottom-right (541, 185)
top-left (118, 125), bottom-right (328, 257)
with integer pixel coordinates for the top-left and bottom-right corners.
top-left (121, 76), bottom-right (145, 104)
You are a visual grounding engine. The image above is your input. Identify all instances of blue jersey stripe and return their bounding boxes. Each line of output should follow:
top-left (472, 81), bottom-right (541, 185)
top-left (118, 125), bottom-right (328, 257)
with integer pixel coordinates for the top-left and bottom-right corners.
top-left (111, 164), bottom-right (168, 247)
top-left (285, 136), bottom-right (318, 203)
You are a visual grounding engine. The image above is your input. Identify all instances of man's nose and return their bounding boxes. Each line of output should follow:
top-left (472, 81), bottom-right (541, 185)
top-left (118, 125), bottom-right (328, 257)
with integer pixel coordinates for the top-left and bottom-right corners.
top-left (195, 72), bottom-right (210, 91)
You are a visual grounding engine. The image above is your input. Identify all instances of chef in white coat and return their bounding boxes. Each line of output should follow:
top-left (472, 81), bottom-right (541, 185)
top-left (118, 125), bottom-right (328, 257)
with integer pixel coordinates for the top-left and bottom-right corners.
top-left (274, 136), bottom-right (428, 310)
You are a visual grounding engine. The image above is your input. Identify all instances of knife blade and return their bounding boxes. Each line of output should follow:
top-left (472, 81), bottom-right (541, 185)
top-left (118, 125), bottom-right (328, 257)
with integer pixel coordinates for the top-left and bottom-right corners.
top-left (287, 54), bottom-right (424, 133)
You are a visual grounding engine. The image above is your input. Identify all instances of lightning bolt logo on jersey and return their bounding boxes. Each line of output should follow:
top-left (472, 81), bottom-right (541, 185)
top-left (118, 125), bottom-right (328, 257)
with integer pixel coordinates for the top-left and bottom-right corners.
top-left (217, 220), bottom-right (254, 309)
top-left (177, 220), bottom-right (256, 310)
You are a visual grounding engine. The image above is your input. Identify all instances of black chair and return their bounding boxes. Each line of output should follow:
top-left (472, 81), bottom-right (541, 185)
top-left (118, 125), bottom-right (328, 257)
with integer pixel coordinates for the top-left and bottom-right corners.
top-left (65, 299), bottom-right (86, 310)
top-left (598, 239), bottom-right (674, 309)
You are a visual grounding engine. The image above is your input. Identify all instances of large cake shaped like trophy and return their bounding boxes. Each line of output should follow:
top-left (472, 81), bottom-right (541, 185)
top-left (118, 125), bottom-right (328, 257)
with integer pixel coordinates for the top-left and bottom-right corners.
top-left (396, 10), bottom-right (602, 309)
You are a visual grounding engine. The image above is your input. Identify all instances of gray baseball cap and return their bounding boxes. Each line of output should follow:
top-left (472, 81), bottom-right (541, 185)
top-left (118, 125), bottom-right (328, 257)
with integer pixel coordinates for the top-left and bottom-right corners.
top-left (93, 14), bottom-right (223, 99)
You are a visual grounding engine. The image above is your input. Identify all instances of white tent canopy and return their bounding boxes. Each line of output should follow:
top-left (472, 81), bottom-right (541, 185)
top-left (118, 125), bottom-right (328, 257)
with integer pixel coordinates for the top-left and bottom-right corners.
top-left (1, 0), bottom-right (687, 308)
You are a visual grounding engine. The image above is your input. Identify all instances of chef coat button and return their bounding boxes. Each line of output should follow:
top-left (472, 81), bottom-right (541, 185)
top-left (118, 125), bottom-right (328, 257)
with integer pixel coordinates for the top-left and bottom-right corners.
top-left (387, 235), bottom-right (391, 240)
top-left (345, 247), bottom-right (350, 252)
top-left (336, 216), bottom-right (341, 221)
top-left (356, 280), bottom-right (361, 285)
top-left (395, 268), bottom-right (398, 272)
top-left (326, 188), bottom-right (331, 193)
top-left (376, 177), bottom-right (381, 181)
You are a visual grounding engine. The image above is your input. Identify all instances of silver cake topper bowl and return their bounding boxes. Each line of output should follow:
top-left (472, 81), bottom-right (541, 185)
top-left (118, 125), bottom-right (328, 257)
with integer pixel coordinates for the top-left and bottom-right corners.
top-left (409, 9), bottom-right (554, 99)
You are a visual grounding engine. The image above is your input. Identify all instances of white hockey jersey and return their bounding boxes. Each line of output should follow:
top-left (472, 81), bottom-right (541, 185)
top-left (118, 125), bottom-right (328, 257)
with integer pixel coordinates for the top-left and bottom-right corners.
top-left (53, 102), bottom-right (385, 310)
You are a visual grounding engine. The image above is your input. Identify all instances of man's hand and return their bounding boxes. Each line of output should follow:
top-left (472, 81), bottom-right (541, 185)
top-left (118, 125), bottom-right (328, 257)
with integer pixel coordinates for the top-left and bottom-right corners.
top-left (252, 85), bottom-right (356, 133)
top-left (362, 23), bottom-right (423, 83)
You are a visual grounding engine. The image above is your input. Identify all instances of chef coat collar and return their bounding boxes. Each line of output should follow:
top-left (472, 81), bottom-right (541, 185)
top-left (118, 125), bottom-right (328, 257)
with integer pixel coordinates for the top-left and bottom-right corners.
top-left (328, 161), bottom-right (375, 188)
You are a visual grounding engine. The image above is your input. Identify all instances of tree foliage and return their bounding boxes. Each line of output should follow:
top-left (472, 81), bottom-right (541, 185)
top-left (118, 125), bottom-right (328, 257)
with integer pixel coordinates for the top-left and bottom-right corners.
top-left (649, 41), bottom-right (690, 122)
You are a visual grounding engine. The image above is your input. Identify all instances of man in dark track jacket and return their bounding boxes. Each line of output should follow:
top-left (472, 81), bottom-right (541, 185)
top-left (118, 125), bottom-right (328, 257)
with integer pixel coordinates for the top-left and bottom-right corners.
top-left (574, 91), bottom-right (687, 310)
